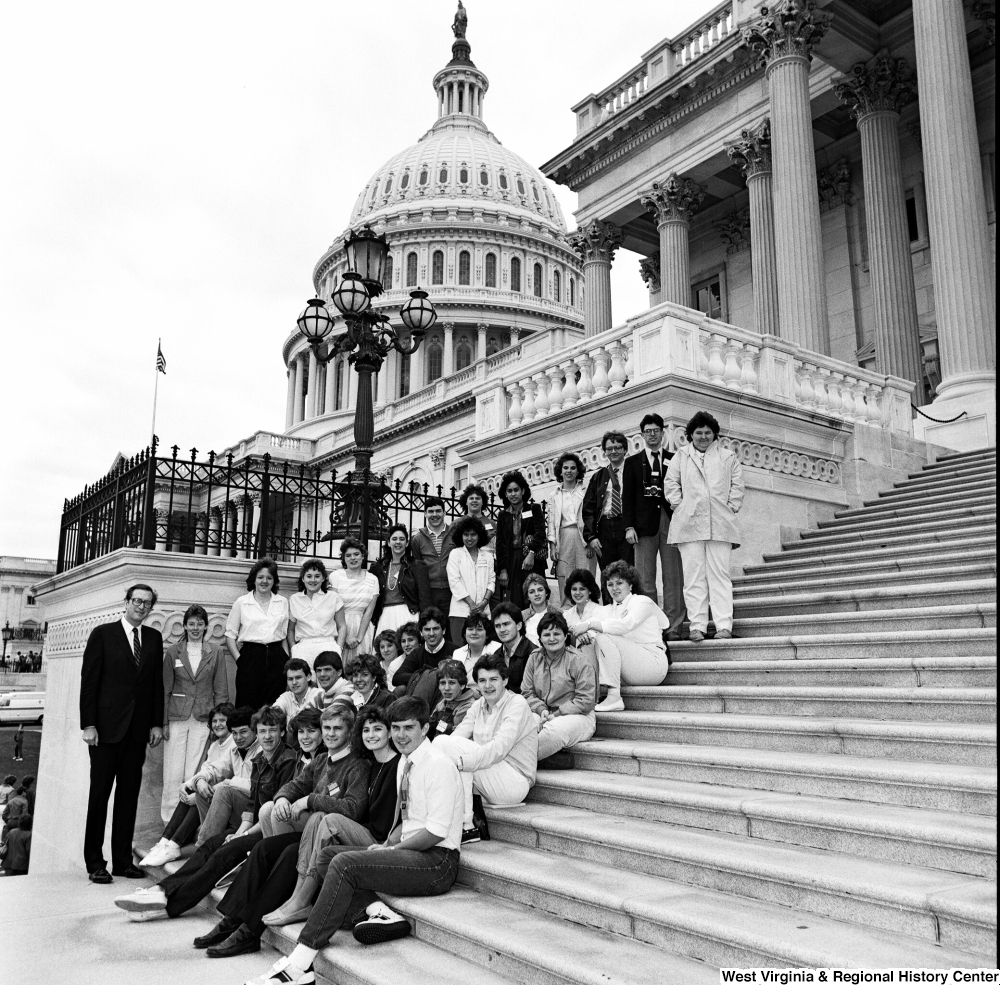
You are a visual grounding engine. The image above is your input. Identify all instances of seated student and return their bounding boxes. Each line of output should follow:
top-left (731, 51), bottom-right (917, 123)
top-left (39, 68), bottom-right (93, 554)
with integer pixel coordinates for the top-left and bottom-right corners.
top-left (391, 607), bottom-right (455, 687)
top-left (394, 621), bottom-right (421, 677)
top-left (453, 613), bottom-right (501, 681)
top-left (561, 568), bottom-right (604, 683)
top-left (428, 659), bottom-right (477, 739)
top-left (112, 705), bottom-right (296, 922)
top-left (247, 697), bottom-right (465, 985)
top-left (374, 630), bottom-right (404, 689)
top-left (271, 658), bottom-right (323, 729)
top-left (492, 602), bottom-right (534, 695)
top-left (312, 650), bottom-right (354, 709)
top-left (348, 653), bottom-right (397, 710)
top-left (196, 704), bottom-right (368, 958)
top-left (1, 786), bottom-right (28, 833)
top-left (521, 612), bottom-right (597, 768)
top-left (521, 573), bottom-right (563, 646)
top-left (1, 812), bottom-right (31, 875)
top-left (141, 702), bottom-right (235, 867)
top-left (436, 652), bottom-right (537, 843)
top-left (0, 774), bottom-right (16, 807)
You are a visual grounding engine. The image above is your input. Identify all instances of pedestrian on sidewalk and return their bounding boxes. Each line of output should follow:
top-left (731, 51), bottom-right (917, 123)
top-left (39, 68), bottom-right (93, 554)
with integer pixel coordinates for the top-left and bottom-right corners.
top-left (12, 725), bottom-right (24, 762)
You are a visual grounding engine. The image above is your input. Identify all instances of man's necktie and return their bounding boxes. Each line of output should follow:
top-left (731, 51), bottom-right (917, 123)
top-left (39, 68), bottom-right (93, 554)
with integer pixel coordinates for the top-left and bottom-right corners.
top-left (387, 757), bottom-right (413, 841)
top-left (131, 627), bottom-right (142, 669)
top-left (609, 468), bottom-right (622, 516)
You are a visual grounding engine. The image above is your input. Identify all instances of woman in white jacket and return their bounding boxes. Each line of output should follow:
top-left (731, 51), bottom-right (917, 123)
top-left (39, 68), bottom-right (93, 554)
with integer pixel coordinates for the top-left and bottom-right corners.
top-left (446, 517), bottom-right (496, 646)
top-left (545, 451), bottom-right (595, 599)
top-left (665, 411), bottom-right (745, 643)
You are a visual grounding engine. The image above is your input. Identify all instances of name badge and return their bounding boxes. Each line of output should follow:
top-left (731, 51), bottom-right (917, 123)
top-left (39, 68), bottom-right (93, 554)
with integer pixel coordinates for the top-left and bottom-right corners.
top-left (327, 783), bottom-right (340, 798)
top-left (521, 510), bottom-right (533, 519)
top-left (436, 721), bottom-right (449, 733)
top-left (174, 659), bottom-right (184, 668)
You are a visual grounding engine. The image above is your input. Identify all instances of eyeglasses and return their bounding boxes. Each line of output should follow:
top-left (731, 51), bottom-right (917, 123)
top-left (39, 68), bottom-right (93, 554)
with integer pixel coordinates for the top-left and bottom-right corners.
top-left (642, 428), bottom-right (663, 436)
top-left (129, 598), bottom-right (153, 608)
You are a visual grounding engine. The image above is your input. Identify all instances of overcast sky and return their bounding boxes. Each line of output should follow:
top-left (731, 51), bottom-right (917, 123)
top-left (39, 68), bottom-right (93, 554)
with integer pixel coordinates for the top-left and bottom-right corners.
top-left (0, 0), bottom-right (717, 560)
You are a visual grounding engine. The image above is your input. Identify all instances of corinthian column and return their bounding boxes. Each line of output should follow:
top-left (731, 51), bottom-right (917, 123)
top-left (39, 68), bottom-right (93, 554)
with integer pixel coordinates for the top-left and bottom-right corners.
top-left (639, 252), bottom-right (662, 307)
top-left (744, 1), bottom-right (831, 354)
top-left (912, 0), bottom-right (996, 410)
top-left (727, 118), bottom-right (780, 337)
top-left (567, 219), bottom-right (622, 336)
top-left (835, 52), bottom-right (924, 400)
top-left (641, 175), bottom-right (704, 308)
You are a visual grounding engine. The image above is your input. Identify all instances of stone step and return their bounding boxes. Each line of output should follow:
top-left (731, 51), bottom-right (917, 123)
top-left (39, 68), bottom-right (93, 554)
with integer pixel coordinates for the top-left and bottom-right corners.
top-left (382, 887), bottom-right (720, 985)
top-left (528, 770), bottom-right (997, 876)
top-left (853, 482), bottom-right (997, 514)
top-left (877, 474), bottom-right (996, 500)
top-left (933, 448), bottom-right (997, 466)
top-left (665, 656), bottom-right (996, 689)
top-left (733, 558), bottom-right (997, 593)
top-left (732, 603), bottom-right (996, 636)
top-left (755, 533), bottom-right (995, 570)
top-left (457, 841), bottom-right (991, 969)
top-left (888, 463), bottom-right (998, 490)
top-left (834, 490), bottom-right (995, 521)
top-left (624, 683), bottom-right (996, 723)
top-left (916, 455), bottom-right (997, 477)
top-left (571, 738), bottom-right (997, 813)
top-left (808, 504), bottom-right (995, 538)
top-left (484, 802), bottom-right (997, 957)
top-left (594, 709), bottom-right (996, 766)
top-left (734, 579), bottom-right (998, 618)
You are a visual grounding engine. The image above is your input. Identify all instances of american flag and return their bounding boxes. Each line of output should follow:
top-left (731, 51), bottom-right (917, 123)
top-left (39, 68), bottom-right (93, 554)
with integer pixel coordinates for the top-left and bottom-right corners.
top-left (156, 342), bottom-right (167, 375)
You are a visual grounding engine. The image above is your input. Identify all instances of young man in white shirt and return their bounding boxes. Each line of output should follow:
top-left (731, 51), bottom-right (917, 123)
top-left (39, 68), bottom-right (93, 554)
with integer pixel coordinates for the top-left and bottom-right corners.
top-left (245, 696), bottom-right (464, 985)
top-left (271, 658), bottom-right (323, 730)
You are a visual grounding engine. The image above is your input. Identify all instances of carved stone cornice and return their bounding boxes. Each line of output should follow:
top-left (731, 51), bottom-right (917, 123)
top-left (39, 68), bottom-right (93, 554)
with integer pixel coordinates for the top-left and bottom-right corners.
top-left (715, 207), bottom-right (751, 255)
top-left (567, 219), bottom-right (622, 264)
top-left (817, 158), bottom-right (853, 212)
top-left (972, 1), bottom-right (995, 45)
top-left (834, 51), bottom-right (915, 120)
top-left (742, 0), bottom-right (831, 68)
top-left (639, 253), bottom-right (661, 292)
top-left (641, 174), bottom-right (706, 226)
top-left (726, 118), bottom-right (772, 178)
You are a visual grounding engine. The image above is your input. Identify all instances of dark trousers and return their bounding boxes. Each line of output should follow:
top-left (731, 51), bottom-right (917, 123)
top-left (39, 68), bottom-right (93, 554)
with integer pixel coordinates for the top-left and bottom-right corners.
top-left (595, 516), bottom-right (634, 605)
top-left (299, 846), bottom-right (460, 950)
top-left (162, 802), bottom-right (200, 847)
top-left (84, 731), bottom-right (148, 873)
top-left (218, 832), bottom-right (301, 935)
top-left (235, 641), bottom-right (287, 710)
top-left (159, 830), bottom-right (261, 918)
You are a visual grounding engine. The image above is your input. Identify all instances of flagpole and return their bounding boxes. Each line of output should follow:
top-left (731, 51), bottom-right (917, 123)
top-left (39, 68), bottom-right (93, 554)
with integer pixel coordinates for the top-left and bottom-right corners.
top-left (150, 337), bottom-right (161, 449)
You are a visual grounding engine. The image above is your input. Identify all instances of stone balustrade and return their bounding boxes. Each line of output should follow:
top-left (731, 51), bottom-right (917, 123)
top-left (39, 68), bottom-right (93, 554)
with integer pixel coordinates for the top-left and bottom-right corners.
top-left (226, 430), bottom-right (313, 462)
top-left (674, 1), bottom-right (735, 67)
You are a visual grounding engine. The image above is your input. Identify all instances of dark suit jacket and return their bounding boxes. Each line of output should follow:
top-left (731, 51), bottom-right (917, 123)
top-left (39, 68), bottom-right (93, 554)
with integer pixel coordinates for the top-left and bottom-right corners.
top-left (622, 450), bottom-right (674, 538)
top-left (582, 468), bottom-right (612, 544)
top-left (80, 620), bottom-right (165, 745)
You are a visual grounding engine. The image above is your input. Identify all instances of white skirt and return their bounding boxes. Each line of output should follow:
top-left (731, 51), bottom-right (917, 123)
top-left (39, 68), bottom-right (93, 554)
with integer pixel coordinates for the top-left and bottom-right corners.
top-left (375, 604), bottom-right (418, 638)
top-left (291, 637), bottom-right (341, 670)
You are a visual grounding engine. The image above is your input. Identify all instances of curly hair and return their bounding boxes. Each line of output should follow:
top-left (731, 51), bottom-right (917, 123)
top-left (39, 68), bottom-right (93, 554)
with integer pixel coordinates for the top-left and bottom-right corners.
top-left (296, 559), bottom-right (329, 594)
top-left (685, 410), bottom-right (721, 439)
top-left (379, 524), bottom-right (411, 563)
top-left (395, 621), bottom-right (420, 650)
top-left (352, 704), bottom-right (393, 760)
top-left (451, 515), bottom-right (489, 548)
top-left (346, 651), bottom-right (387, 690)
top-left (563, 568), bottom-right (601, 603)
top-left (554, 451), bottom-right (586, 483)
top-left (374, 630), bottom-right (399, 655)
top-left (499, 470), bottom-right (532, 503)
top-left (602, 560), bottom-right (643, 592)
top-left (340, 536), bottom-right (368, 561)
top-left (245, 558), bottom-right (279, 594)
top-left (459, 483), bottom-right (490, 512)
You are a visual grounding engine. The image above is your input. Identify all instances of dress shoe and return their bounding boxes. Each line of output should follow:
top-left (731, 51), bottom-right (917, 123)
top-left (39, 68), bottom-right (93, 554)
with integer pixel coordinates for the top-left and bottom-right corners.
top-left (89, 867), bottom-right (113, 884)
top-left (206, 923), bottom-right (261, 958)
top-left (113, 863), bottom-right (147, 879)
top-left (194, 915), bottom-right (242, 948)
top-left (536, 749), bottom-right (574, 770)
top-left (665, 630), bottom-right (682, 642)
top-left (595, 689), bottom-right (625, 713)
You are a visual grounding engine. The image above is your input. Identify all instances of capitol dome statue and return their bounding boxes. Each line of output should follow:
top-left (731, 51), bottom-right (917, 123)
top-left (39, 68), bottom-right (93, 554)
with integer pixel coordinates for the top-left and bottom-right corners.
top-left (281, 4), bottom-right (584, 460)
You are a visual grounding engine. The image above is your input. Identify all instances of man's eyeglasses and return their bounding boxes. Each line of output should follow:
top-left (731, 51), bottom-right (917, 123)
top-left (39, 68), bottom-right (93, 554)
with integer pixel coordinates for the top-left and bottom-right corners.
top-left (129, 599), bottom-right (153, 609)
top-left (642, 428), bottom-right (663, 436)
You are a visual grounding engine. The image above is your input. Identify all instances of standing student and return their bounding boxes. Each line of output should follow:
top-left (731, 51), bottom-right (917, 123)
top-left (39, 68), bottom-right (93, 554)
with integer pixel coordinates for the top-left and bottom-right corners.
top-left (80, 584), bottom-right (164, 883)
top-left (546, 451), bottom-right (594, 599)
top-left (495, 471), bottom-right (546, 610)
top-left (410, 498), bottom-right (456, 624)
top-left (459, 484), bottom-right (497, 554)
top-left (371, 525), bottom-right (425, 638)
top-left (12, 725), bottom-right (24, 762)
top-left (582, 431), bottom-right (633, 604)
top-left (286, 560), bottom-right (346, 670)
top-left (329, 538), bottom-right (380, 664)
top-left (446, 517), bottom-right (495, 646)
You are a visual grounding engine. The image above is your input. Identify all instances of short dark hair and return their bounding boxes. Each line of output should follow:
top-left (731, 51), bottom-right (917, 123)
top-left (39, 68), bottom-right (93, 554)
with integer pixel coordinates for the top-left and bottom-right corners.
top-left (537, 611), bottom-right (570, 639)
top-left (374, 630), bottom-right (399, 654)
top-left (347, 652), bottom-right (387, 689)
top-left (491, 601), bottom-right (523, 629)
top-left (451, 515), bottom-right (489, 547)
top-left (297, 559), bottom-right (329, 594)
top-left (389, 696), bottom-right (430, 727)
top-left (251, 704), bottom-right (287, 731)
top-left (340, 536), bottom-right (367, 560)
top-left (472, 651), bottom-right (509, 683)
top-left (20, 775), bottom-right (34, 790)
top-left (685, 410), bottom-right (721, 439)
top-left (396, 622), bottom-right (420, 648)
top-left (500, 470), bottom-right (531, 502)
top-left (16, 813), bottom-right (32, 832)
top-left (352, 704), bottom-right (392, 758)
top-left (639, 413), bottom-right (664, 432)
top-left (313, 650), bottom-right (343, 672)
top-left (381, 524), bottom-right (411, 561)
top-left (436, 658), bottom-right (467, 686)
top-left (458, 484), bottom-right (489, 511)
top-left (284, 657), bottom-right (312, 678)
top-left (563, 568), bottom-right (601, 603)
top-left (462, 612), bottom-right (490, 637)
top-left (418, 606), bottom-right (447, 631)
top-left (522, 572), bottom-right (550, 600)
top-left (227, 706), bottom-right (255, 730)
top-left (3, 775), bottom-right (16, 786)
top-left (424, 496), bottom-right (446, 511)
top-left (601, 431), bottom-right (628, 452)
top-left (603, 560), bottom-right (643, 591)
top-left (289, 706), bottom-right (322, 735)
top-left (211, 702), bottom-right (236, 723)
top-left (125, 583), bottom-right (158, 606)
top-left (245, 558), bottom-right (280, 594)
top-left (182, 603), bottom-right (209, 626)
top-left (554, 451), bottom-right (586, 482)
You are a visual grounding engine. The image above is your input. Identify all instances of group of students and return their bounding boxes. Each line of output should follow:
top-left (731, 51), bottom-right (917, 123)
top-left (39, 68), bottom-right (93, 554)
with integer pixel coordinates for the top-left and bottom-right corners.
top-left (0, 772), bottom-right (35, 876)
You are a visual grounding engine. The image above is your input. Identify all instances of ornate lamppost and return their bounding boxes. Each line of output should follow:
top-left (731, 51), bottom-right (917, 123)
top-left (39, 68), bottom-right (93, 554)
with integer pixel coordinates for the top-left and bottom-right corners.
top-left (1, 621), bottom-right (12, 670)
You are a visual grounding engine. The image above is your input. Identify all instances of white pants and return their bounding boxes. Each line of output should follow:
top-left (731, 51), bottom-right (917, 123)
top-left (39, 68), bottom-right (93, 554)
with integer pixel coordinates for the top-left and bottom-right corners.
top-left (291, 638), bottom-right (340, 670)
top-left (594, 634), bottom-right (670, 689)
top-left (533, 712), bottom-right (596, 760)
top-left (435, 735), bottom-right (532, 825)
top-left (678, 540), bottom-right (734, 633)
top-left (161, 718), bottom-right (208, 823)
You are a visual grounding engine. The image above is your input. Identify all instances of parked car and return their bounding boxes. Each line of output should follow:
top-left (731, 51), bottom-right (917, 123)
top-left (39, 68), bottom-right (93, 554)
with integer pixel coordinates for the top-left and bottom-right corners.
top-left (0, 691), bottom-right (45, 725)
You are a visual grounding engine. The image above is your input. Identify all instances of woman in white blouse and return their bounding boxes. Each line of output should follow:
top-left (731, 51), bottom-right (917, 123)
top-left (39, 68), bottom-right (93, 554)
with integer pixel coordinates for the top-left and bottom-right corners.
top-left (329, 537), bottom-right (380, 664)
top-left (225, 557), bottom-right (290, 710)
top-left (561, 568), bottom-right (604, 681)
top-left (446, 517), bottom-right (496, 647)
top-left (573, 560), bottom-right (669, 714)
top-left (286, 559), bottom-right (347, 670)
top-left (452, 613), bottom-right (501, 681)
top-left (546, 452), bottom-right (595, 599)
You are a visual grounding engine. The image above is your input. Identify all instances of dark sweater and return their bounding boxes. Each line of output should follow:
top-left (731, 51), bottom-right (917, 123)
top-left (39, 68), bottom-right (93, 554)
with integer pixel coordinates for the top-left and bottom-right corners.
top-left (394, 642), bottom-right (456, 687)
top-left (362, 754), bottom-right (401, 843)
top-left (274, 749), bottom-right (369, 820)
top-left (2, 828), bottom-right (31, 872)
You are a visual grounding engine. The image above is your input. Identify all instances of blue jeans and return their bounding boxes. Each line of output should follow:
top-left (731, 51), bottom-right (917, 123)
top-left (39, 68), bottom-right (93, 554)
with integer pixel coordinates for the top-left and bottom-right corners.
top-left (298, 846), bottom-right (460, 949)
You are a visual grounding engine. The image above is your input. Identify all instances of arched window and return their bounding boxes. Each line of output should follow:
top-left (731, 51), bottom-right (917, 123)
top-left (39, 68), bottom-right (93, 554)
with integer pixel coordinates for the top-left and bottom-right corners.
top-left (398, 352), bottom-right (411, 398)
top-left (439, 166), bottom-right (449, 184)
top-left (479, 169), bottom-right (489, 186)
top-left (510, 257), bottom-right (521, 292)
top-left (485, 253), bottom-right (497, 287)
top-left (498, 172), bottom-right (508, 190)
top-left (459, 167), bottom-right (469, 184)
top-left (553, 269), bottom-right (561, 302)
top-left (516, 178), bottom-right (525, 196)
top-left (432, 250), bottom-right (445, 285)
top-left (406, 252), bottom-right (418, 287)
top-left (419, 168), bottom-right (428, 186)
top-left (456, 342), bottom-right (473, 370)
top-left (569, 276), bottom-right (576, 307)
top-left (533, 262), bottom-right (543, 298)
top-left (532, 183), bottom-right (540, 203)
top-left (458, 250), bottom-right (471, 285)
top-left (369, 183), bottom-right (378, 202)
top-left (426, 342), bottom-right (443, 383)
top-left (334, 359), bottom-right (345, 410)
top-left (400, 172), bottom-right (410, 190)
top-left (384, 254), bottom-right (394, 288)
top-left (384, 176), bottom-right (393, 194)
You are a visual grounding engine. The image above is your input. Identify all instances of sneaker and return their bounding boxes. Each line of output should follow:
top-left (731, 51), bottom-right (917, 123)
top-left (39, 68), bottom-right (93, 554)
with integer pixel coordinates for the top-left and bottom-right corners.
top-left (140, 839), bottom-right (181, 867)
top-left (460, 826), bottom-right (481, 845)
top-left (114, 886), bottom-right (168, 912)
top-left (127, 909), bottom-right (169, 922)
top-left (688, 630), bottom-right (705, 643)
top-left (244, 955), bottom-right (315, 985)
top-left (352, 903), bottom-right (411, 945)
top-left (714, 629), bottom-right (733, 640)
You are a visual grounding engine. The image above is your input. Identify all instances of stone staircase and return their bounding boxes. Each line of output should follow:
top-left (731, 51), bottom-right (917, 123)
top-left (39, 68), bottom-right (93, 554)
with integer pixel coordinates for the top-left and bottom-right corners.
top-left (259, 447), bottom-right (997, 983)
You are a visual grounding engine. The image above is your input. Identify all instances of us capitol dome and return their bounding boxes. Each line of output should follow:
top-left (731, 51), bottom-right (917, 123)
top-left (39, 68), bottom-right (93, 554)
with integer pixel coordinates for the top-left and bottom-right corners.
top-left (281, 3), bottom-right (584, 451)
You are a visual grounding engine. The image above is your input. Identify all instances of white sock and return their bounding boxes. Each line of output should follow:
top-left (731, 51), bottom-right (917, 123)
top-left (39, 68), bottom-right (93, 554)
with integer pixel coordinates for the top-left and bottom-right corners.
top-left (288, 944), bottom-right (317, 971)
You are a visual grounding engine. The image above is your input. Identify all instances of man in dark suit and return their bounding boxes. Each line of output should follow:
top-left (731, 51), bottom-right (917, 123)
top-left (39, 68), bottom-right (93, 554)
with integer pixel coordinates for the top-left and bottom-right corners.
top-left (582, 430), bottom-right (634, 605)
top-left (80, 583), bottom-right (164, 883)
top-left (622, 413), bottom-right (687, 638)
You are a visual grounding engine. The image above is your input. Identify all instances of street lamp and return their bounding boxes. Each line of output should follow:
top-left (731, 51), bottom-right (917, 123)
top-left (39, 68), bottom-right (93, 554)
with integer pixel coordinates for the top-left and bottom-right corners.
top-left (293, 224), bottom-right (437, 474)
top-left (1, 621), bottom-right (12, 669)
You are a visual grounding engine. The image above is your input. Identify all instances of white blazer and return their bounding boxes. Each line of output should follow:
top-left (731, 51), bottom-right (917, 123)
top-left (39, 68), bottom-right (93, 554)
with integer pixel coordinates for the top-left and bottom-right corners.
top-left (447, 547), bottom-right (496, 618)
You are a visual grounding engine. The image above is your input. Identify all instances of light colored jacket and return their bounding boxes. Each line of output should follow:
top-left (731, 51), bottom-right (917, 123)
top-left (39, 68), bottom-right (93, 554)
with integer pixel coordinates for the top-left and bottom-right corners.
top-left (162, 639), bottom-right (230, 725)
top-left (191, 738), bottom-right (260, 794)
top-left (545, 485), bottom-right (586, 545)
top-left (665, 442), bottom-right (744, 547)
top-left (447, 546), bottom-right (496, 618)
top-left (521, 645), bottom-right (596, 718)
top-left (453, 689), bottom-right (538, 784)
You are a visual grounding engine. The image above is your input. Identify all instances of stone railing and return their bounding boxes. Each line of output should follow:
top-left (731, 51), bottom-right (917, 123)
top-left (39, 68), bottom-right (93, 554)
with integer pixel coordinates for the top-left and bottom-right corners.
top-left (673, 0), bottom-right (735, 68)
top-left (226, 431), bottom-right (313, 462)
top-left (473, 302), bottom-right (915, 441)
